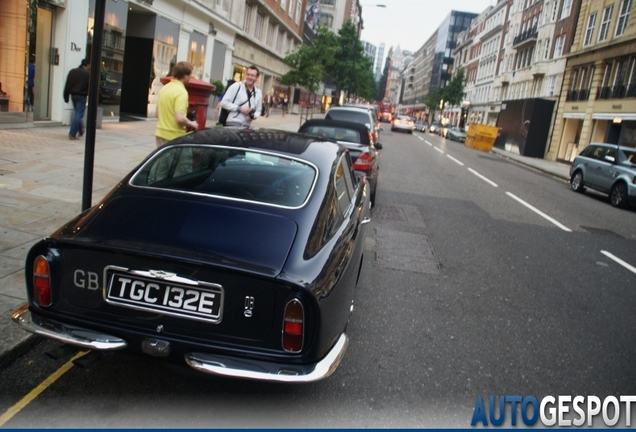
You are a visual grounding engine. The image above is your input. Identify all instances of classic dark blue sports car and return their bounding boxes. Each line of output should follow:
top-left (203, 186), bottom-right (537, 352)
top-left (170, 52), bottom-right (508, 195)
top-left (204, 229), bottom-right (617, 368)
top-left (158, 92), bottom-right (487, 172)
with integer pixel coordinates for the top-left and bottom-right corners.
top-left (12, 126), bottom-right (371, 382)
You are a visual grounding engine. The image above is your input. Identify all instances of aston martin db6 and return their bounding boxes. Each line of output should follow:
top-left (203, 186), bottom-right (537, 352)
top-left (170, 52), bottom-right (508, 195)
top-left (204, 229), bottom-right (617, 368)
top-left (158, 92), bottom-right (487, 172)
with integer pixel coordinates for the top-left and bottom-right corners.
top-left (12, 127), bottom-right (371, 382)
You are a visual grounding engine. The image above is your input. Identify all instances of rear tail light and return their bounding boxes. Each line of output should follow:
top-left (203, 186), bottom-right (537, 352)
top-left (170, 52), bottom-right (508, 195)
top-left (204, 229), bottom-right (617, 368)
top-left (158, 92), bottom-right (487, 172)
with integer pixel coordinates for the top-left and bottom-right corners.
top-left (282, 299), bottom-right (304, 353)
top-left (353, 153), bottom-right (374, 172)
top-left (33, 255), bottom-right (52, 307)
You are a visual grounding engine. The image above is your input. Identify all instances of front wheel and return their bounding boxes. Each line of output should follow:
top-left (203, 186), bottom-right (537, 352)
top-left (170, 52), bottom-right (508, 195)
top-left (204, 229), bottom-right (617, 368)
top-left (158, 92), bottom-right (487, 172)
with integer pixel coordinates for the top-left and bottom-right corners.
top-left (570, 171), bottom-right (586, 192)
top-left (609, 182), bottom-right (628, 208)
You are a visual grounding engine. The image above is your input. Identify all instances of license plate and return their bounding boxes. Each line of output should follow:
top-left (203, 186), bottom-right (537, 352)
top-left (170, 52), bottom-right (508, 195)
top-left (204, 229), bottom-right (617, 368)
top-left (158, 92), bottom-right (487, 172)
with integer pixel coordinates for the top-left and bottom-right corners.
top-left (105, 269), bottom-right (223, 323)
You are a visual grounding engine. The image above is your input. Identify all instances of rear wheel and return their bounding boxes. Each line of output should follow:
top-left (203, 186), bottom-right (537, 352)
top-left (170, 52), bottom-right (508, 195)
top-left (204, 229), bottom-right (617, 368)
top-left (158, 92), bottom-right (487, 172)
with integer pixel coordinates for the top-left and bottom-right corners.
top-left (609, 182), bottom-right (628, 208)
top-left (570, 171), bottom-right (586, 192)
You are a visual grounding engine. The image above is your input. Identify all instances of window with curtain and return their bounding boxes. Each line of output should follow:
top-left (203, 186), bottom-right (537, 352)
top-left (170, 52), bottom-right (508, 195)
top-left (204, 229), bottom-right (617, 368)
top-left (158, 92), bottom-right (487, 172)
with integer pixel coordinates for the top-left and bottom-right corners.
top-left (598, 5), bottom-right (614, 42)
top-left (615, 0), bottom-right (632, 36)
top-left (561, 0), bottom-right (573, 19)
top-left (584, 12), bottom-right (597, 46)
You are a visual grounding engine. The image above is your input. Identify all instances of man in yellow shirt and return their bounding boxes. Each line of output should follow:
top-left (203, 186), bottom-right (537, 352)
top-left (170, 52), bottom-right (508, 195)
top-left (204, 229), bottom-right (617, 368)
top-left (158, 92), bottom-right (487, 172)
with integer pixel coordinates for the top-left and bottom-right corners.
top-left (155, 61), bottom-right (198, 147)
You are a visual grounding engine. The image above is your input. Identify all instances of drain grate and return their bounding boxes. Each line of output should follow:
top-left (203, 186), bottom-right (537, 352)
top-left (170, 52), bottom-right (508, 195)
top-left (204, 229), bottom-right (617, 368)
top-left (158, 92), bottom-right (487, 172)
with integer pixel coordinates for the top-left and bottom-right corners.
top-left (580, 226), bottom-right (624, 238)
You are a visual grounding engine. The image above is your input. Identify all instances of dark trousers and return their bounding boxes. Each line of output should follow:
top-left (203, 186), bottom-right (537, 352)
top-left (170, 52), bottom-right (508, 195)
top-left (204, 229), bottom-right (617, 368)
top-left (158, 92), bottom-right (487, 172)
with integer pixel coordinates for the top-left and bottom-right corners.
top-left (70, 94), bottom-right (87, 138)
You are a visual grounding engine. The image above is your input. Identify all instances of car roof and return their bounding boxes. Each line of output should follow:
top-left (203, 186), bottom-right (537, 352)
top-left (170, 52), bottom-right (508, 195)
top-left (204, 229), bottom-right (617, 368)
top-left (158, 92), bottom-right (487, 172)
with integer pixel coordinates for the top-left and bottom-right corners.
top-left (299, 119), bottom-right (372, 145)
top-left (299, 118), bottom-right (371, 134)
top-left (168, 126), bottom-right (339, 160)
top-left (325, 106), bottom-right (375, 123)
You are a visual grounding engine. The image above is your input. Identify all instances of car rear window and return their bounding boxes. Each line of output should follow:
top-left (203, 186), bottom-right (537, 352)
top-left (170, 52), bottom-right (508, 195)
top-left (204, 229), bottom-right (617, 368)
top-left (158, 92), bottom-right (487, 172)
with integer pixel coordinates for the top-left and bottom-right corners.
top-left (131, 145), bottom-right (317, 208)
top-left (301, 125), bottom-right (362, 143)
top-left (621, 148), bottom-right (636, 166)
top-left (326, 109), bottom-right (371, 126)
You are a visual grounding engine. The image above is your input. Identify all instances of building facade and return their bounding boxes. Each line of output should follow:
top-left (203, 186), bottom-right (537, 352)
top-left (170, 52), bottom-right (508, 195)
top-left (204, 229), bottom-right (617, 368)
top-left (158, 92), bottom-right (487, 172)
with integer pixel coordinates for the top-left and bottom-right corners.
top-left (0, 0), bottom-right (305, 127)
top-left (549, 0), bottom-right (636, 162)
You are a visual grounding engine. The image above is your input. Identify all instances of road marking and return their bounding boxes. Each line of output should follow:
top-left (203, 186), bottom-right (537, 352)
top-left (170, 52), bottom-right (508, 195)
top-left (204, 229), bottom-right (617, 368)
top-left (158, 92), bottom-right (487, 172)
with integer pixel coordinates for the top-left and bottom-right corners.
top-left (425, 140), bottom-right (433, 146)
top-left (505, 192), bottom-right (572, 232)
top-left (601, 250), bottom-right (636, 274)
top-left (434, 147), bottom-right (444, 154)
top-left (468, 168), bottom-right (498, 187)
top-left (417, 135), bottom-right (424, 141)
top-left (0, 351), bottom-right (88, 427)
top-left (446, 154), bottom-right (464, 166)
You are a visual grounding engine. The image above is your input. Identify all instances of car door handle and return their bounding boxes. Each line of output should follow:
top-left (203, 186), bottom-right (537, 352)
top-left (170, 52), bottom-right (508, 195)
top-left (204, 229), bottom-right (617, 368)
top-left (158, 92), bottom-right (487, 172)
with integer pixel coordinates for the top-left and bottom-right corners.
top-left (361, 217), bottom-right (371, 225)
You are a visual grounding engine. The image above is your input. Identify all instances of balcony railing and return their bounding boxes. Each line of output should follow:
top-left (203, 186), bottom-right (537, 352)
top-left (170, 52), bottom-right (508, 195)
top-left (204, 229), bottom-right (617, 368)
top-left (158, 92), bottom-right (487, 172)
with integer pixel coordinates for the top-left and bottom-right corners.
top-left (566, 89), bottom-right (591, 101)
top-left (596, 85), bottom-right (636, 99)
top-left (513, 26), bottom-right (538, 49)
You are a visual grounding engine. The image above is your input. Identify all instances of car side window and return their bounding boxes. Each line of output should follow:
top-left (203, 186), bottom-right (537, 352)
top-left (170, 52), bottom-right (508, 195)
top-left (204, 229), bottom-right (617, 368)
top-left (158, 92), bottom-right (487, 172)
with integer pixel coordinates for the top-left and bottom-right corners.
top-left (590, 146), bottom-right (608, 161)
top-left (621, 149), bottom-right (636, 165)
top-left (334, 156), bottom-right (355, 217)
top-left (579, 145), bottom-right (596, 158)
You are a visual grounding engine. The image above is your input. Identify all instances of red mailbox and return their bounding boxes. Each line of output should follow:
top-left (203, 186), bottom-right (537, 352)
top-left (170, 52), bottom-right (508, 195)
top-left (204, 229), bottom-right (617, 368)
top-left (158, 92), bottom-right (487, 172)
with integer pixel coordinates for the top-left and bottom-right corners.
top-left (160, 76), bottom-right (215, 129)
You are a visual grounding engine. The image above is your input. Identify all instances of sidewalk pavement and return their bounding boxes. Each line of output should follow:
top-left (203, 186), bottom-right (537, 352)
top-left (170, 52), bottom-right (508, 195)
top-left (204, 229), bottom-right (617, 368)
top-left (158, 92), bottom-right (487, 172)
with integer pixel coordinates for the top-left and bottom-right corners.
top-left (0, 113), bottom-right (571, 366)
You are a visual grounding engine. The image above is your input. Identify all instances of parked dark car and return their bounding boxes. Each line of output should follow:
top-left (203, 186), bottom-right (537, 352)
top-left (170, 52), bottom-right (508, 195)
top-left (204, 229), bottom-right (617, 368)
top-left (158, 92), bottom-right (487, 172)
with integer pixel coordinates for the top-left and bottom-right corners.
top-left (569, 143), bottom-right (636, 208)
top-left (12, 127), bottom-right (372, 383)
top-left (446, 126), bottom-right (466, 142)
top-left (325, 106), bottom-right (381, 147)
top-left (299, 118), bottom-right (380, 205)
top-left (100, 70), bottom-right (122, 105)
top-left (343, 103), bottom-right (380, 125)
top-left (414, 121), bottom-right (428, 132)
top-left (429, 122), bottom-right (441, 134)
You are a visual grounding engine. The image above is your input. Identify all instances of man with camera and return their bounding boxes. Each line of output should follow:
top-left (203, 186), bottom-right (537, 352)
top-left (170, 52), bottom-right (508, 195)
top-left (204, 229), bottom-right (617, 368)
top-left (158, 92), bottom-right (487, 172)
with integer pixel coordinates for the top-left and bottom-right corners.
top-left (220, 65), bottom-right (262, 127)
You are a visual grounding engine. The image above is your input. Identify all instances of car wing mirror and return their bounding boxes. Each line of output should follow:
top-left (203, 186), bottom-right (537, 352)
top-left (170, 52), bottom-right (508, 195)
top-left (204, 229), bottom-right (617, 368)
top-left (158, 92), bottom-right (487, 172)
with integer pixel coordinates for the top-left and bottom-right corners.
top-left (375, 142), bottom-right (383, 150)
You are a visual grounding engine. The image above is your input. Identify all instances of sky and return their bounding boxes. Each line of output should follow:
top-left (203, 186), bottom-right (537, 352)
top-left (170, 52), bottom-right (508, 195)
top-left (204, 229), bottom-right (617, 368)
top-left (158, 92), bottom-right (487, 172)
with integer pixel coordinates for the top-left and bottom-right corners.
top-left (360, 0), bottom-right (498, 58)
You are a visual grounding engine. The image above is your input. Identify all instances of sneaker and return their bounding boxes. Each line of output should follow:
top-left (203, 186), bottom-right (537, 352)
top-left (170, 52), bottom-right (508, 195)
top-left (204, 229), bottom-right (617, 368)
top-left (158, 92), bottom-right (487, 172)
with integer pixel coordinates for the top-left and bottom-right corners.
top-left (69, 135), bottom-right (78, 140)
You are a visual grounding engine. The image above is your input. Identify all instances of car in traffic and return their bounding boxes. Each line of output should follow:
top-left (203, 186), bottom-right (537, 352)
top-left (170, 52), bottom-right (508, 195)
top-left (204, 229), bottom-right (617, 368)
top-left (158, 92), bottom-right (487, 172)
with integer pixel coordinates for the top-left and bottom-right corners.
top-left (299, 118), bottom-right (380, 205)
top-left (429, 122), bottom-right (441, 134)
top-left (325, 106), bottom-right (381, 147)
top-left (391, 115), bottom-right (415, 134)
top-left (414, 121), bottom-right (428, 132)
top-left (569, 143), bottom-right (636, 208)
top-left (12, 127), bottom-right (372, 383)
top-left (446, 126), bottom-right (466, 142)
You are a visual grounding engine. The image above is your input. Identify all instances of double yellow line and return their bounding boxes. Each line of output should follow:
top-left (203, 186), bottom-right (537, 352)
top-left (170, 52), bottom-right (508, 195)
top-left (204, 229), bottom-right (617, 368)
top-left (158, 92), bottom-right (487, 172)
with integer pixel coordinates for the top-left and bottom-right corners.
top-left (0, 351), bottom-right (88, 427)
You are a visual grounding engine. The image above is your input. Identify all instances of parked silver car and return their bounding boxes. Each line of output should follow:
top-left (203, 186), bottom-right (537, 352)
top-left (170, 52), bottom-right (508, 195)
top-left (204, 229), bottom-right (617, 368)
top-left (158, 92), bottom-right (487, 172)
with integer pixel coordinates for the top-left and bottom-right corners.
top-left (569, 143), bottom-right (636, 208)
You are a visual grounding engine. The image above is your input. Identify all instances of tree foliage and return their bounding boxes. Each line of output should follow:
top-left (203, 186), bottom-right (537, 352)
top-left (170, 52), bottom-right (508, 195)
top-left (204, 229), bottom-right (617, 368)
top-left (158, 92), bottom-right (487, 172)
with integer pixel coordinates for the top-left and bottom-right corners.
top-left (421, 69), bottom-right (466, 120)
top-left (279, 26), bottom-right (338, 94)
top-left (442, 69), bottom-right (466, 107)
top-left (422, 88), bottom-right (443, 114)
top-left (279, 21), bottom-right (376, 101)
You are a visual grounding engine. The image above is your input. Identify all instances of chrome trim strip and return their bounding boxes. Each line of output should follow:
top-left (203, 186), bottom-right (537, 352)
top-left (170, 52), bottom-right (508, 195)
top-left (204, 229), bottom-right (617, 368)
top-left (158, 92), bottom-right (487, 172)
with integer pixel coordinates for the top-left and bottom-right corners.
top-left (184, 333), bottom-right (349, 383)
top-left (11, 303), bottom-right (127, 350)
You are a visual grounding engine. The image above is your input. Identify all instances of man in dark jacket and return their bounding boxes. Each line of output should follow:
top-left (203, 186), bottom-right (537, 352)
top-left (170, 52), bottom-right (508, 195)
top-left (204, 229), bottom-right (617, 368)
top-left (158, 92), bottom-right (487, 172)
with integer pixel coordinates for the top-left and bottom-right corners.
top-left (63, 59), bottom-right (90, 140)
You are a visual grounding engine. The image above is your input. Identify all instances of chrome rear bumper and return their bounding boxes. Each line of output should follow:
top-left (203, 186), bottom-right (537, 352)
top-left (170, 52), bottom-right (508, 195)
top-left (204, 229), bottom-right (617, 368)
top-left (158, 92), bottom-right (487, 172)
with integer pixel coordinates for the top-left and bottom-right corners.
top-left (11, 303), bottom-right (127, 350)
top-left (12, 303), bottom-right (349, 383)
top-left (185, 333), bottom-right (349, 383)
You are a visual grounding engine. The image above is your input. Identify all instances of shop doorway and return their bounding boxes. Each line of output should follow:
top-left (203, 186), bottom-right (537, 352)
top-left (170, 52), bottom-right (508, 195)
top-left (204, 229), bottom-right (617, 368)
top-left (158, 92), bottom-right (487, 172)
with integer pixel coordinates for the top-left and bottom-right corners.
top-left (33, 5), bottom-right (54, 121)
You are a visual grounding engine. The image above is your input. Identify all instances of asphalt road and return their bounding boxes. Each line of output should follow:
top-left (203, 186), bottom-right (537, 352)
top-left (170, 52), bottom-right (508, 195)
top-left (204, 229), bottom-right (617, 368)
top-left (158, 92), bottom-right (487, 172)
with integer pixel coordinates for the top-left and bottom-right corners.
top-left (1, 129), bottom-right (635, 428)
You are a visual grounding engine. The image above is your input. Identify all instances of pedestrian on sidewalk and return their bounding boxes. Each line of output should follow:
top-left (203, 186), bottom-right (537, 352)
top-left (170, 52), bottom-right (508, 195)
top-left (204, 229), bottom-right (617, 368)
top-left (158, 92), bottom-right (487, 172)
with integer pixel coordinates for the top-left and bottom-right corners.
top-left (220, 65), bottom-right (262, 128)
top-left (27, 54), bottom-right (35, 111)
top-left (155, 61), bottom-right (198, 148)
top-left (265, 93), bottom-right (273, 117)
top-left (281, 94), bottom-right (289, 117)
top-left (63, 58), bottom-right (90, 140)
